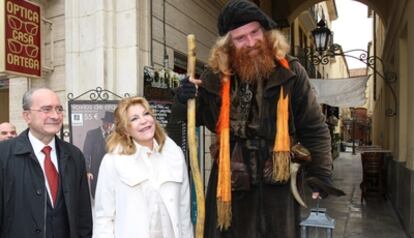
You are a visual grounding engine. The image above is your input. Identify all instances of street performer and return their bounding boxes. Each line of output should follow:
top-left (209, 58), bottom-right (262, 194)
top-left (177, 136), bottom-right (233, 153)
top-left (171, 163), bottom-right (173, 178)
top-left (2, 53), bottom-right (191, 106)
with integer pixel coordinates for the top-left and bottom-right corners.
top-left (173, 0), bottom-right (343, 237)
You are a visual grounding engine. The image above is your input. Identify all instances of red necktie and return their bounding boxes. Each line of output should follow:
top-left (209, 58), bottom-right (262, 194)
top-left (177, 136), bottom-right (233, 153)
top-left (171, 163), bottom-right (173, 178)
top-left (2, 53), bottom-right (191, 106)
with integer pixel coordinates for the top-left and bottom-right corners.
top-left (42, 146), bottom-right (59, 206)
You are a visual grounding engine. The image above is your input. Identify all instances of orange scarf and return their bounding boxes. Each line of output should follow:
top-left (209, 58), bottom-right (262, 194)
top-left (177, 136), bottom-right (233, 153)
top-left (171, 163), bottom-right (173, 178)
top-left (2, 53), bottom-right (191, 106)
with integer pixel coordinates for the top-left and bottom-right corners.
top-left (216, 58), bottom-right (291, 230)
top-left (273, 58), bottom-right (291, 182)
top-left (216, 74), bottom-right (231, 230)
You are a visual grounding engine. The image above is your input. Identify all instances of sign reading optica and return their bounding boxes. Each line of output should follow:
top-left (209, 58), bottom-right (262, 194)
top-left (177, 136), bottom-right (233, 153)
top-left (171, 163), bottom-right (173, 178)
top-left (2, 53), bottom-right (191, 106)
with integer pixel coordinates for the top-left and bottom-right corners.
top-left (0, 0), bottom-right (41, 78)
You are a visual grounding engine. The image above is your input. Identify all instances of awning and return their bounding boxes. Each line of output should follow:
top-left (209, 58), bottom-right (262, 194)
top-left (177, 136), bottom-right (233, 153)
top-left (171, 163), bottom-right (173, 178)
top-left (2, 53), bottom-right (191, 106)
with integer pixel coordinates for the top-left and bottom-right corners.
top-left (310, 76), bottom-right (368, 107)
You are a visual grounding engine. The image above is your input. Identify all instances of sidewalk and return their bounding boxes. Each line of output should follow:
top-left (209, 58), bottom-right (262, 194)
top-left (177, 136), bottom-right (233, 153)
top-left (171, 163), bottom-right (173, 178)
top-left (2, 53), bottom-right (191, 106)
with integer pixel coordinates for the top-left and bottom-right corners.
top-left (301, 152), bottom-right (407, 238)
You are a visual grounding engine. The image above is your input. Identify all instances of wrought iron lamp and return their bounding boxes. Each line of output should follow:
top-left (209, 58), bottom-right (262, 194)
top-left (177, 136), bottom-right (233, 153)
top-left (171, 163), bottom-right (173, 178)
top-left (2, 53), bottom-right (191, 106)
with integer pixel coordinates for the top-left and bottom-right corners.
top-left (297, 21), bottom-right (398, 117)
top-left (312, 18), bottom-right (332, 53)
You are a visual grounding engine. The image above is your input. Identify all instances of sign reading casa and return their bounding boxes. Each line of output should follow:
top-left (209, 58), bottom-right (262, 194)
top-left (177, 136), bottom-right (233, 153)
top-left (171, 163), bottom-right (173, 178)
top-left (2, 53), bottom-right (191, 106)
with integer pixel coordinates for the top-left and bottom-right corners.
top-left (0, 0), bottom-right (41, 78)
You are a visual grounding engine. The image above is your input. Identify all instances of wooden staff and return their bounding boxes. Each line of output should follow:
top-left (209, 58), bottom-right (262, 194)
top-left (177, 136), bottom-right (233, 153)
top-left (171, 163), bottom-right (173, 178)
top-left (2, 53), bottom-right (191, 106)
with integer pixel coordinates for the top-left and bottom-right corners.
top-left (187, 34), bottom-right (205, 238)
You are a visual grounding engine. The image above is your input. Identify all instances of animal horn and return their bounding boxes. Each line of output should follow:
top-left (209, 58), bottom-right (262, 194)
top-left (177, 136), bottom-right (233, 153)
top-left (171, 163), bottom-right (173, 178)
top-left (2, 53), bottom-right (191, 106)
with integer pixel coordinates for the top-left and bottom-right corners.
top-left (290, 162), bottom-right (307, 208)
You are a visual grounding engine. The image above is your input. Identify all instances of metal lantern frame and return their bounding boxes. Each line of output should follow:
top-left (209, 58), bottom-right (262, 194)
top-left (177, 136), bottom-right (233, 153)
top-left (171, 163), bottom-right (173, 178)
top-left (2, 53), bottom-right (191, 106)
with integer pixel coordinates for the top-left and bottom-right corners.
top-left (300, 44), bottom-right (397, 117)
top-left (312, 18), bottom-right (332, 53)
top-left (300, 208), bottom-right (335, 238)
top-left (302, 20), bottom-right (398, 117)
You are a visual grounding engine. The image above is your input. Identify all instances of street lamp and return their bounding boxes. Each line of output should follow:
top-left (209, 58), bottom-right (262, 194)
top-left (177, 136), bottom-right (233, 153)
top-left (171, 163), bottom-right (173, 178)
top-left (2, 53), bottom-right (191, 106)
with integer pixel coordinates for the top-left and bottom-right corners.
top-left (312, 18), bottom-right (332, 53)
top-left (296, 20), bottom-right (398, 117)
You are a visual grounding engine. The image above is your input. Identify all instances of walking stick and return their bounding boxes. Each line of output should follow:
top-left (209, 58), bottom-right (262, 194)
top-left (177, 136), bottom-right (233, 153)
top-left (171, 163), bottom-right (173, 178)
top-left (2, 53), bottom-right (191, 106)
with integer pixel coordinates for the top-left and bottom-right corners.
top-left (187, 34), bottom-right (205, 238)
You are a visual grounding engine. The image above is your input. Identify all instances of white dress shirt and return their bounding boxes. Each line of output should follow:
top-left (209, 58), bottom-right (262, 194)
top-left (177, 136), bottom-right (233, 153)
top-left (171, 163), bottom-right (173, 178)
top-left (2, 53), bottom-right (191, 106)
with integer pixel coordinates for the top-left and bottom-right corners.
top-left (28, 131), bottom-right (59, 205)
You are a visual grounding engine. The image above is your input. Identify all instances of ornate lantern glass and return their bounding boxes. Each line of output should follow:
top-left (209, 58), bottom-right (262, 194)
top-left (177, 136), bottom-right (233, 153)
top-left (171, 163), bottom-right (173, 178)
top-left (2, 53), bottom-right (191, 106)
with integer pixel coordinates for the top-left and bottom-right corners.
top-left (312, 19), bottom-right (332, 53)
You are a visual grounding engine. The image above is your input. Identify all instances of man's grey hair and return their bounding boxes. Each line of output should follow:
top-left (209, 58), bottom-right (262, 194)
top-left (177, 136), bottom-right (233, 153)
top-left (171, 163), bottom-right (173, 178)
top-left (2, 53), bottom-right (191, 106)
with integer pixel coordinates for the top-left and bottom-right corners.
top-left (22, 87), bottom-right (50, 110)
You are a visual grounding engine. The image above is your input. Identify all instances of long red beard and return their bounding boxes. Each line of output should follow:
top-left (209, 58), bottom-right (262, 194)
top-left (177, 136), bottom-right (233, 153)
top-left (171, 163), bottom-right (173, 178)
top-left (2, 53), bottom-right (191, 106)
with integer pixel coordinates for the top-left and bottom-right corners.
top-left (231, 39), bottom-right (275, 83)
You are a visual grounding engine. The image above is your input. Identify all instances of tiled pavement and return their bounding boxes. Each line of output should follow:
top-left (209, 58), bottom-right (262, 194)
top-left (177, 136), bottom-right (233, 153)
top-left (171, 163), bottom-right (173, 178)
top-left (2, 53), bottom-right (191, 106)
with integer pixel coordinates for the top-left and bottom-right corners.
top-left (301, 152), bottom-right (407, 238)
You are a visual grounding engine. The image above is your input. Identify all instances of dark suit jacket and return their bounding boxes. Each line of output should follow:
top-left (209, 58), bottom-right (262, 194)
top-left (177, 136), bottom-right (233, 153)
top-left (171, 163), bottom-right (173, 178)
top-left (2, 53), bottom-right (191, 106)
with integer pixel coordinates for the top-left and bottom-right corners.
top-left (83, 127), bottom-right (107, 197)
top-left (0, 129), bottom-right (92, 238)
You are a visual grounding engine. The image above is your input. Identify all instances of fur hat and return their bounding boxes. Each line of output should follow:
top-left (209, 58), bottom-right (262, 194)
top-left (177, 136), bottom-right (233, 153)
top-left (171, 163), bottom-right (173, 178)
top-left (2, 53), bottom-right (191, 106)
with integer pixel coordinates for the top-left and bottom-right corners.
top-left (217, 0), bottom-right (277, 36)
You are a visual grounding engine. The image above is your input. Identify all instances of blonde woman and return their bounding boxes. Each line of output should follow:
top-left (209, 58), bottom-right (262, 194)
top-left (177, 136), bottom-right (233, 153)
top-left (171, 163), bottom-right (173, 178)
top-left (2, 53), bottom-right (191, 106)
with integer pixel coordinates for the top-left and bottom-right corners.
top-left (93, 96), bottom-right (193, 238)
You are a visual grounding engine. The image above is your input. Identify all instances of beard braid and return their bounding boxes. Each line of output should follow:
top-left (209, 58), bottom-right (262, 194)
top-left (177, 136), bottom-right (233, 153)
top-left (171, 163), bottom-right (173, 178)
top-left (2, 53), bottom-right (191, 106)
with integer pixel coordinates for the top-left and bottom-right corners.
top-left (230, 39), bottom-right (275, 84)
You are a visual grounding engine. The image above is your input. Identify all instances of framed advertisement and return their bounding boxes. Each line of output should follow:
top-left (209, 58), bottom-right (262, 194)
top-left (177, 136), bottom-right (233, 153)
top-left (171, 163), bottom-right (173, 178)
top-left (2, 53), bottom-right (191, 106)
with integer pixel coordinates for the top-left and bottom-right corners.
top-left (66, 87), bottom-right (128, 201)
top-left (68, 100), bottom-right (118, 149)
top-left (68, 100), bottom-right (119, 199)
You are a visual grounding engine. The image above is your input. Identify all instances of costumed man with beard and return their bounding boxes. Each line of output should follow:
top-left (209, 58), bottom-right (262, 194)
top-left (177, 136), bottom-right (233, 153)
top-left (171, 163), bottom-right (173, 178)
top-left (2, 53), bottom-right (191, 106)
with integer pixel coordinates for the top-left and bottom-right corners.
top-left (173, 0), bottom-right (344, 237)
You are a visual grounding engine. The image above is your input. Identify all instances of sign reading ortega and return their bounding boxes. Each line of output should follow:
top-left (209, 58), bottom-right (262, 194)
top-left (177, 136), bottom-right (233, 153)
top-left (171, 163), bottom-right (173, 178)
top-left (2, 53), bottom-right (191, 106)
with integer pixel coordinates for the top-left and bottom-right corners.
top-left (1, 0), bottom-right (41, 78)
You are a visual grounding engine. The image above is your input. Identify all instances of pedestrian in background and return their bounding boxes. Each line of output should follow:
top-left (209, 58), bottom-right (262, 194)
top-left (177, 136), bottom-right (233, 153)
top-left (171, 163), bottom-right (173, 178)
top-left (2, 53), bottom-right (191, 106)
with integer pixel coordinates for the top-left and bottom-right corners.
top-left (0, 122), bottom-right (17, 141)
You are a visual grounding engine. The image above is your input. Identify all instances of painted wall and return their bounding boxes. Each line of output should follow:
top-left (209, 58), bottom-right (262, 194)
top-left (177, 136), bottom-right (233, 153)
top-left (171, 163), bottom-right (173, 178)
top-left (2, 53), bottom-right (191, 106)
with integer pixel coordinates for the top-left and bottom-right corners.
top-left (7, 0), bottom-right (223, 134)
top-left (374, 1), bottom-right (414, 236)
top-left (372, 0), bottom-right (413, 167)
top-left (8, 0), bottom-right (66, 133)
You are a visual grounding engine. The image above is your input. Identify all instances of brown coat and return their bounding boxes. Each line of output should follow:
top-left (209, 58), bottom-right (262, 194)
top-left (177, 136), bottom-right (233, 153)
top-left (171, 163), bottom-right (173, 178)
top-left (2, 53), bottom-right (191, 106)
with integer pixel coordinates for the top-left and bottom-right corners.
top-left (196, 56), bottom-right (332, 238)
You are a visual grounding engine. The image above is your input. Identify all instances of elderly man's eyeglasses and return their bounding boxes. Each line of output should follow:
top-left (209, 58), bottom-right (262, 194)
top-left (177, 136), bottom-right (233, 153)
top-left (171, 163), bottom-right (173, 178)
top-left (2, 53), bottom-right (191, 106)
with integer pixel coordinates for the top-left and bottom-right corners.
top-left (29, 106), bottom-right (65, 114)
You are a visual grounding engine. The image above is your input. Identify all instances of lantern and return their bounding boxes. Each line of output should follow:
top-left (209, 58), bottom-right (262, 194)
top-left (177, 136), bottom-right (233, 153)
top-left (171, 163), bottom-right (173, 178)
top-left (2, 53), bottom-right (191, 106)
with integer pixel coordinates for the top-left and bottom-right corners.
top-left (312, 19), bottom-right (332, 53)
top-left (300, 200), bottom-right (335, 238)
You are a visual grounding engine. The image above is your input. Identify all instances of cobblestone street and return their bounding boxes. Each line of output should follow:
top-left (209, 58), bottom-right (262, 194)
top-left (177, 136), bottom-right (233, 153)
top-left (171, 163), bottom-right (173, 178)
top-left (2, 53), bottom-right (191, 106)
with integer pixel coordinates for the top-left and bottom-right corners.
top-left (301, 152), bottom-right (407, 238)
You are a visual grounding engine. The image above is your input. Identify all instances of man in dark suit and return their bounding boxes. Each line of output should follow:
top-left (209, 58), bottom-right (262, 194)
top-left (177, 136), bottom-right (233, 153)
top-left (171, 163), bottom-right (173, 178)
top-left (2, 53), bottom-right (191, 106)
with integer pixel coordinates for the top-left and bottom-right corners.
top-left (0, 88), bottom-right (92, 238)
top-left (83, 111), bottom-right (114, 198)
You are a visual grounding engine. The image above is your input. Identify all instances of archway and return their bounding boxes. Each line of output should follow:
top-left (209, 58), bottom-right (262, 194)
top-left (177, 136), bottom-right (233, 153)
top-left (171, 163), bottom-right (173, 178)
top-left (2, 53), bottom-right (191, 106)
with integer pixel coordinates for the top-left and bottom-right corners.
top-left (271, 0), bottom-right (389, 26)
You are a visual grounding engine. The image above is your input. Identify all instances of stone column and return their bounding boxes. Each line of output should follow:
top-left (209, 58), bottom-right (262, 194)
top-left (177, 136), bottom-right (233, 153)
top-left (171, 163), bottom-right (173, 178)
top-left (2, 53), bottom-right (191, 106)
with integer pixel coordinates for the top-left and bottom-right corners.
top-left (65, 0), bottom-right (151, 97)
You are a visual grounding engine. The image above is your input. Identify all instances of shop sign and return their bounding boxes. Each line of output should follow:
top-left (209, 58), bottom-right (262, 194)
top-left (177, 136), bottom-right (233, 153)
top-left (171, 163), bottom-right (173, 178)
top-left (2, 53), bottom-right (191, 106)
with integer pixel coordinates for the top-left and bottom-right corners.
top-left (0, 0), bottom-right (41, 78)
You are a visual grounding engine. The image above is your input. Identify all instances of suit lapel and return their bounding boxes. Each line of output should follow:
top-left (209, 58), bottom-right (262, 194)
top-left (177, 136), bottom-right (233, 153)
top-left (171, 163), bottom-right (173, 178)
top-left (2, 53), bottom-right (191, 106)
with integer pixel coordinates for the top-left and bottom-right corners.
top-left (27, 153), bottom-right (46, 228)
top-left (13, 131), bottom-right (46, 229)
top-left (56, 140), bottom-right (71, 207)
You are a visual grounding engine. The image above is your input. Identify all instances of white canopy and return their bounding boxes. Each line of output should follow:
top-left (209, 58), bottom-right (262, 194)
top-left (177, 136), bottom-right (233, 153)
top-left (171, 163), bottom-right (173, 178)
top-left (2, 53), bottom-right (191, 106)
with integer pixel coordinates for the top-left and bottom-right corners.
top-left (310, 76), bottom-right (368, 107)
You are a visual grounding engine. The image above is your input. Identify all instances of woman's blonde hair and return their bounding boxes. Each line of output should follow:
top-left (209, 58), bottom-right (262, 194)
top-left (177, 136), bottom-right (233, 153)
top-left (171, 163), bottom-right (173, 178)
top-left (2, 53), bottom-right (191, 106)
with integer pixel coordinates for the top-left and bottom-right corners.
top-left (106, 96), bottom-right (166, 155)
top-left (208, 28), bottom-right (291, 74)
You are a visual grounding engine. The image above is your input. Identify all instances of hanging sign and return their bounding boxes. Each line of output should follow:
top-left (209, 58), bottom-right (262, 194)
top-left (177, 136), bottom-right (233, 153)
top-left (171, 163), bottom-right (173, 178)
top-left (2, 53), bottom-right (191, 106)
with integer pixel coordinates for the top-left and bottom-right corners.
top-left (0, 0), bottom-right (41, 78)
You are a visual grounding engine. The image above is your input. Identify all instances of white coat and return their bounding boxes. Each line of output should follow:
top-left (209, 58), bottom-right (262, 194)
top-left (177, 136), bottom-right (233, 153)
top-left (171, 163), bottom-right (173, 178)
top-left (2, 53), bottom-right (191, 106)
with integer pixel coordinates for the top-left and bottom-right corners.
top-left (93, 137), bottom-right (194, 238)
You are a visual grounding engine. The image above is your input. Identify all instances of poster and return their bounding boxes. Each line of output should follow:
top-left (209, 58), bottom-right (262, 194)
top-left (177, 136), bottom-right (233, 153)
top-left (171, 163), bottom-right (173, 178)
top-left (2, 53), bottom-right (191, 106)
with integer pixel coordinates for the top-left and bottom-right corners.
top-left (68, 100), bottom-right (118, 199)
